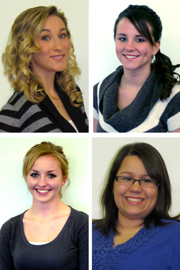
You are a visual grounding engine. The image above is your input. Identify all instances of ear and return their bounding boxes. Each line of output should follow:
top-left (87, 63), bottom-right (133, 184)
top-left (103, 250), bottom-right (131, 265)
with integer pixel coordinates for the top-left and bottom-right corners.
top-left (61, 175), bottom-right (68, 186)
top-left (153, 40), bottom-right (161, 55)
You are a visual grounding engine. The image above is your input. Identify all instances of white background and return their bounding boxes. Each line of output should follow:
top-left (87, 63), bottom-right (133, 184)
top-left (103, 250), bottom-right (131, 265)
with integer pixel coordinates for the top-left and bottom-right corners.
top-left (0, 0), bottom-right (89, 116)
top-left (89, 0), bottom-right (180, 87)
top-left (0, 136), bottom-right (89, 227)
top-left (92, 136), bottom-right (180, 219)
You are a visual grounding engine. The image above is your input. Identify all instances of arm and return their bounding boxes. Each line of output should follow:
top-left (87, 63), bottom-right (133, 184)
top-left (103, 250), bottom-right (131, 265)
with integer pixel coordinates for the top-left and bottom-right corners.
top-left (93, 118), bottom-right (98, 132)
top-left (169, 128), bottom-right (180, 133)
top-left (0, 223), bottom-right (16, 270)
top-left (167, 222), bottom-right (180, 269)
top-left (78, 214), bottom-right (88, 270)
top-left (93, 83), bottom-right (99, 133)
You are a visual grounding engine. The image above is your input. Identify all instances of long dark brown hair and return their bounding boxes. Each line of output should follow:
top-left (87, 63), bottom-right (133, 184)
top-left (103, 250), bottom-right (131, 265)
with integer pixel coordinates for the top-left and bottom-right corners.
top-left (94, 142), bottom-right (180, 236)
top-left (114, 5), bottom-right (180, 100)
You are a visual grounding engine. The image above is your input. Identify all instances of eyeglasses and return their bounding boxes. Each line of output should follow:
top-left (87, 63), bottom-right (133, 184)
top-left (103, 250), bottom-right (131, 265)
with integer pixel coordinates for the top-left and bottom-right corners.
top-left (115, 176), bottom-right (159, 188)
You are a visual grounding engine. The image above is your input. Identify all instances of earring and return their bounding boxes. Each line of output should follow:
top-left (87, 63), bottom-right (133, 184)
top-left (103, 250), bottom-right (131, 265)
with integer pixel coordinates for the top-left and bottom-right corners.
top-left (151, 54), bottom-right (156, 63)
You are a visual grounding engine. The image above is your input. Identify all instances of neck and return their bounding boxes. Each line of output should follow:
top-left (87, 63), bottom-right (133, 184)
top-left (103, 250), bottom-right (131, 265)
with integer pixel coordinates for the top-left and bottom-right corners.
top-left (37, 71), bottom-right (57, 96)
top-left (117, 212), bottom-right (144, 231)
top-left (122, 66), bottom-right (151, 90)
top-left (30, 197), bottom-right (65, 220)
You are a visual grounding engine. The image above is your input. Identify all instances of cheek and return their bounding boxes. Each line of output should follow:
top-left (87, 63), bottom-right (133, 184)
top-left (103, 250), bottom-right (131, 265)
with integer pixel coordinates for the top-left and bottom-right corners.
top-left (113, 184), bottom-right (128, 198)
top-left (115, 42), bottom-right (122, 54)
top-left (142, 44), bottom-right (154, 57)
top-left (31, 51), bottom-right (46, 64)
top-left (26, 179), bottom-right (34, 193)
top-left (65, 40), bottom-right (71, 53)
top-left (145, 189), bottom-right (158, 205)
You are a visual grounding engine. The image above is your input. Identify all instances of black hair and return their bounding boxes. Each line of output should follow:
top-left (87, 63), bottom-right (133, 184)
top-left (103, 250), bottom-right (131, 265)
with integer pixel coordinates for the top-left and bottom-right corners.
top-left (114, 5), bottom-right (180, 100)
top-left (93, 142), bottom-right (180, 236)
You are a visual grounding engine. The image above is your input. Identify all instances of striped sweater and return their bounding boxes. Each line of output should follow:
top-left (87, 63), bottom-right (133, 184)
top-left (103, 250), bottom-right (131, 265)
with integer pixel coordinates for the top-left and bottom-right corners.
top-left (0, 86), bottom-right (88, 132)
top-left (93, 66), bottom-right (180, 132)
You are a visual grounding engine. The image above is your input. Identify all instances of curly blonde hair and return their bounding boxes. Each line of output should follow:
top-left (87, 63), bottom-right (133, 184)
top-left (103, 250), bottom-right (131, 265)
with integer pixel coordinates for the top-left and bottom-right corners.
top-left (23, 141), bottom-right (70, 198)
top-left (2, 6), bottom-right (82, 106)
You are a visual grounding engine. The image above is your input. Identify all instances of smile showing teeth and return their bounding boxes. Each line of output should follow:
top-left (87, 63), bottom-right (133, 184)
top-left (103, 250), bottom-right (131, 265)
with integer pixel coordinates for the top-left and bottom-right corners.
top-left (126, 197), bottom-right (144, 202)
top-left (37, 190), bottom-right (49, 193)
top-left (51, 55), bottom-right (64, 59)
top-left (124, 55), bottom-right (138, 59)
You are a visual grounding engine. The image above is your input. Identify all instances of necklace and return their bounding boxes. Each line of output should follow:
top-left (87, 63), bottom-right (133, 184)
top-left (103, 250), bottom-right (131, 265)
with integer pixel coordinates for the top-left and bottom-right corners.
top-left (49, 95), bottom-right (62, 114)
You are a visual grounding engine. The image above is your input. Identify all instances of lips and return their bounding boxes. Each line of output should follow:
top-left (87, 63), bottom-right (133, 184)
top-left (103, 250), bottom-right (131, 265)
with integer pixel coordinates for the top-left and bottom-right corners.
top-left (124, 54), bottom-right (139, 59)
top-left (50, 54), bottom-right (65, 59)
top-left (125, 196), bottom-right (144, 204)
top-left (36, 189), bottom-right (50, 195)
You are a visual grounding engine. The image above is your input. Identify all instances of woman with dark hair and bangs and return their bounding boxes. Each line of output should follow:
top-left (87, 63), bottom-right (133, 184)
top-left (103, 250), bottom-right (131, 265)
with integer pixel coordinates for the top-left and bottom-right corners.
top-left (92, 142), bottom-right (180, 269)
top-left (93, 5), bottom-right (180, 133)
top-left (0, 6), bottom-right (88, 132)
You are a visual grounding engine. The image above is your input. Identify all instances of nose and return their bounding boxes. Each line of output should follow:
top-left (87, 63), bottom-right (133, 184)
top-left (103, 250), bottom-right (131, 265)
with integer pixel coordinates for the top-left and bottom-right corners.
top-left (129, 180), bottom-right (143, 192)
top-left (53, 38), bottom-right (63, 50)
top-left (38, 175), bottom-right (47, 186)
top-left (125, 40), bottom-right (135, 51)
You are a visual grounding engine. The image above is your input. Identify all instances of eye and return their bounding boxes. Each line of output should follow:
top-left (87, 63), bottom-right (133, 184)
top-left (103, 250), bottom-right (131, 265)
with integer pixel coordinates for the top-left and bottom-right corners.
top-left (122, 176), bottom-right (132, 181)
top-left (59, 33), bottom-right (67, 39)
top-left (141, 178), bottom-right (153, 183)
top-left (118, 37), bottom-right (127, 42)
top-left (48, 173), bottom-right (56, 179)
top-left (41, 35), bottom-right (50, 41)
top-left (30, 173), bottom-right (39, 178)
top-left (136, 38), bottom-right (145, 43)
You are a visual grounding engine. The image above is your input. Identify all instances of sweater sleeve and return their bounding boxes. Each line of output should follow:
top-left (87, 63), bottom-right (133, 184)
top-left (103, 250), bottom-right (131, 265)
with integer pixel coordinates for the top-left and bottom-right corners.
top-left (77, 213), bottom-right (88, 270)
top-left (167, 222), bottom-right (180, 269)
top-left (93, 83), bottom-right (99, 120)
top-left (0, 221), bottom-right (16, 270)
top-left (0, 103), bottom-right (21, 132)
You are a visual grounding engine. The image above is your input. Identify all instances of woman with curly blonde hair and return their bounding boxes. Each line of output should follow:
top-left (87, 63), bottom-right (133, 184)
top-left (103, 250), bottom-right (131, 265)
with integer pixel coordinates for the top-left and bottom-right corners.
top-left (0, 6), bottom-right (88, 132)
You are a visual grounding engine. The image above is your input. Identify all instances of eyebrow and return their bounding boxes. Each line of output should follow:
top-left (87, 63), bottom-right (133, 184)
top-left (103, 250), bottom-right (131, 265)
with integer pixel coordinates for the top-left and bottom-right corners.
top-left (40, 27), bottom-right (67, 33)
top-left (30, 169), bottom-right (58, 173)
top-left (120, 172), bottom-right (150, 177)
top-left (117, 33), bottom-right (144, 37)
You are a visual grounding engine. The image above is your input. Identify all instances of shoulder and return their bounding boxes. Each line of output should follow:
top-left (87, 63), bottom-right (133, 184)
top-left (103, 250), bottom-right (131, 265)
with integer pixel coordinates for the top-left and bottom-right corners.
top-left (163, 84), bottom-right (180, 105)
top-left (1, 92), bottom-right (29, 111)
top-left (70, 207), bottom-right (88, 224)
top-left (0, 92), bottom-right (42, 131)
top-left (0, 91), bottom-right (39, 118)
top-left (161, 219), bottom-right (180, 232)
top-left (93, 66), bottom-right (123, 99)
top-left (168, 84), bottom-right (180, 100)
top-left (67, 208), bottom-right (88, 240)
top-left (92, 222), bottom-right (107, 241)
top-left (94, 66), bottom-right (123, 89)
top-left (151, 220), bottom-right (180, 240)
top-left (0, 213), bottom-right (23, 237)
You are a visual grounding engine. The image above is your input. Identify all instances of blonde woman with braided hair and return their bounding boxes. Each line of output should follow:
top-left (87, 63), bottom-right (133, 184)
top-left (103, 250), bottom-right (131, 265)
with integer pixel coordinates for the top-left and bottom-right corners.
top-left (0, 6), bottom-right (88, 132)
top-left (0, 141), bottom-right (88, 269)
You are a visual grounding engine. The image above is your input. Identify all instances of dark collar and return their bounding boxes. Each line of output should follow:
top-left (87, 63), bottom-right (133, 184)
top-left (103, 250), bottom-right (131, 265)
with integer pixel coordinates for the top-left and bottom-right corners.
top-left (39, 84), bottom-right (88, 132)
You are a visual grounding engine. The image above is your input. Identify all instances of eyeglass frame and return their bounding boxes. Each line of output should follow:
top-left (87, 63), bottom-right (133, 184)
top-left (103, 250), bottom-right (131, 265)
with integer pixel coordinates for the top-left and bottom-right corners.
top-left (114, 176), bottom-right (159, 187)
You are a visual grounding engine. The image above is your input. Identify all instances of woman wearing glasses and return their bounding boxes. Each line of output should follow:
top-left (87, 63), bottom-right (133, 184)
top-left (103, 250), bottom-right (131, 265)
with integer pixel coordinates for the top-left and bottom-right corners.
top-left (92, 142), bottom-right (180, 269)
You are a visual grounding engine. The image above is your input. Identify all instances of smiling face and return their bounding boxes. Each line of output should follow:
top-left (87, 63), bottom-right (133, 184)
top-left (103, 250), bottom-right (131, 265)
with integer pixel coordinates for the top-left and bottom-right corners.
top-left (31, 15), bottom-right (70, 79)
top-left (115, 17), bottom-right (160, 74)
top-left (113, 155), bottom-right (158, 222)
top-left (26, 155), bottom-right (67, 203)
